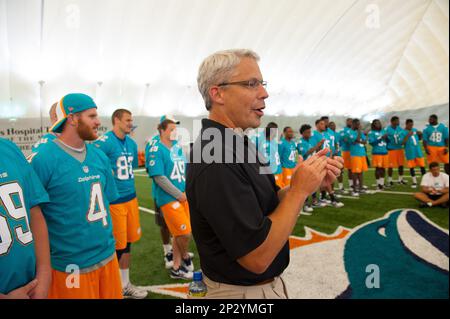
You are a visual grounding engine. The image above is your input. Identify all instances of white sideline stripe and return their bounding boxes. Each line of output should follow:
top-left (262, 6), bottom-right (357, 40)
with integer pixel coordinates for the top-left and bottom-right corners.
top-left (375, 190), bottom-right (414, 195)
top-left (139, 207), bottom-right (156, 215)
top-left (134, 168), bottom-right (146, 173)
top-left (339, 195), bottom-right (360, 200)
top-left (135, 174), bottom-right (148, 177)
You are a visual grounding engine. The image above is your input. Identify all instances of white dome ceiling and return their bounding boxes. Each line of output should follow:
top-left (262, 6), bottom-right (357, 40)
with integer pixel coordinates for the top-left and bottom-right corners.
top-left (0, 0), bottom-right (448, 119)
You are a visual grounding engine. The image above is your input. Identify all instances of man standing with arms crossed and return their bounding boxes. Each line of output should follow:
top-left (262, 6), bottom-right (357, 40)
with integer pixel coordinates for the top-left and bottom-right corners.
top-left (94, 109), bottom-right (147, 299)
top-left (368, 119), bottom-right (389, 190)
top-left (401, 119), bottom-right (426, 189)
top-left (386, 116), bottom-right (407, 186)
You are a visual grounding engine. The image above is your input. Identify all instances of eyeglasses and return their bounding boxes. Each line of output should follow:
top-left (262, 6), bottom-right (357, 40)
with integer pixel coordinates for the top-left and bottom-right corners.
top-left (218, 79), bottom-right (267, 89)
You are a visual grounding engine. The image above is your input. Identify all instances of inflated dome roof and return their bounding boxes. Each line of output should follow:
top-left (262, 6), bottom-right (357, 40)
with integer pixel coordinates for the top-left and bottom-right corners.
top-left (0, 0), bottom-right (448, 118)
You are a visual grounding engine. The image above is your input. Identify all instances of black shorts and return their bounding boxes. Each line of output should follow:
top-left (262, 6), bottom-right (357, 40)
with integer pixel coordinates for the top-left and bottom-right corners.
top-left (154, 201), bottom-right (168, 228)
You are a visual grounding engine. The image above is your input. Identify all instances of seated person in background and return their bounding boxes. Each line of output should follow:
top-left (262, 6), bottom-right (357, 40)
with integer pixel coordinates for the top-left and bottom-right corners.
top-left (414, 162), bottom-right (449, 208)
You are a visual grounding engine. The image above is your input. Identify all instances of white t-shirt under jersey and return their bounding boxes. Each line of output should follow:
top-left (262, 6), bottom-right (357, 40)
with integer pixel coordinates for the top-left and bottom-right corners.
top-left (421, 172), bottom-right (449, 194)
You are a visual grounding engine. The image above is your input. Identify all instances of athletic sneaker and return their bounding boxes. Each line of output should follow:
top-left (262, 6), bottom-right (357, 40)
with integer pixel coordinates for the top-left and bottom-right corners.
top-left (331, 201), bottom-right (344, 208)
top-left (359, 189), bottom-right (368, 194)
top-left (312, 201), bottom-right (327, 208)
top-left (362, 185), bottom-right (369, 190)
top-left (320, 198), bottom-right (332, 205)
top-left (389, 181), bottom-right (394, 187)
top-left (303, 205), bottom-right (314, 213)
top-left (377, 184), bottom-right (384, 190)
top-left (399, 180), bottom-right (408, 185)
top-left (123, 283), bottom-right (148, 299)
top-left (300, 210), bottom-right (312, 216)
top-left (419, 202), bottom-right (433, 208)
top-left (411, 183), bottom-right (417, 189)
top-left (188, 252), bottom-right (195, 259)
top-left (170, 265), bottom-right (193, 280)
top-left (182, 256), bottom-right (194, 272)
top-left (351, 191), bottom-right (360, 197)
top-left (164, 251), bottom-right (174, 269)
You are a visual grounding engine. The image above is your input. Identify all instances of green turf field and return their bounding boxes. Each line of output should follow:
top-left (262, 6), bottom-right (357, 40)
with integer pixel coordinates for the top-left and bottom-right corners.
top-left (130, 163), bottom-right (449, 299)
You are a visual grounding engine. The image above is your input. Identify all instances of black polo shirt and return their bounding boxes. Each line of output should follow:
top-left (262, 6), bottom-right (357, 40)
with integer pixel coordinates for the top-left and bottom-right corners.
top-left (186, 119), bottom-right (290, 286)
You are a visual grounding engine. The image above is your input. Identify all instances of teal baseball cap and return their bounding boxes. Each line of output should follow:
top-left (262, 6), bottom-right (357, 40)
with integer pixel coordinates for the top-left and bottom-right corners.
top-left (159, 114), bottom-right (180, 124)
top-left (50, 93), bottom-right (97, 133)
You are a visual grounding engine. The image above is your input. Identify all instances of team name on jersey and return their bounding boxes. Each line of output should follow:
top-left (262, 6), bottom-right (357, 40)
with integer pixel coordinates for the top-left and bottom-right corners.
top-left (78, 175), bottom-right (101, 183)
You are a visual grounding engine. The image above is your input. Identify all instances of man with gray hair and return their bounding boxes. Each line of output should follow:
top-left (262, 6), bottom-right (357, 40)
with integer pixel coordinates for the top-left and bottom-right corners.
top-left (186, 49), bottom-right (343, 299)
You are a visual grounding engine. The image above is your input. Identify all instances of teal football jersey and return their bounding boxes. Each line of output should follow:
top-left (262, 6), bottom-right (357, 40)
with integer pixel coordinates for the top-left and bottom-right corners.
top-left (255, 136), bottom-right (282, 175)
top-left (145, 135), bottom-right (160, 203)
top-left (326, 128), bottom-right (337, 154)
top-left (94, 131), bottom-right (138, 203)
top-left (147, 139), bottom-right (187, 207)
top-left (310, 130), bottom-right (332, 157)
top-left (0, 138), bottom-right (49, 294)
top-left (329, 129), bottom-right (341, 156)
top-left (386, 126), bottom-right (405, 150)
top-left (30, 141), bottom-right (119, 272)
top-left (297, 137), bottom-right (313, 159)
top-left (145, 135), bottom-right (160, 170)
top-left (401, 128), bottom-right (424, 160)
top-left (339, 127), bottom-right (352, 152)
top-left (279, 137), bottom-right (298, 169)
top-left (31, 133), bottom-right (57, 153)
top-left (348, 129), bottom-right (367, 157)
top-left (368, 129), bottom-right (388, 155)
top-left (423, 123), bottom-right (449, 147)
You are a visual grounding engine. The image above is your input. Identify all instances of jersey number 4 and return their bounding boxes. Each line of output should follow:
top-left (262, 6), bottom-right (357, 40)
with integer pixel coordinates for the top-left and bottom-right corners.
top-left (0, 182), bottom-right (33, 256)
top-left (86, 182), bottom-right (108, 227)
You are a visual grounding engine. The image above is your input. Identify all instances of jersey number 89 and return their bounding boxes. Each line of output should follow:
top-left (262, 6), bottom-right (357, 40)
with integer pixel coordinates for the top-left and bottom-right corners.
top-left (0, 182), bottom-right (33, 256)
